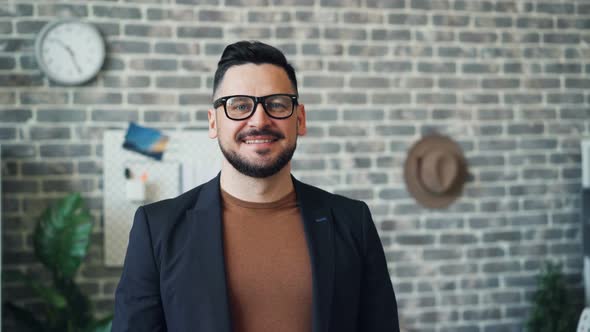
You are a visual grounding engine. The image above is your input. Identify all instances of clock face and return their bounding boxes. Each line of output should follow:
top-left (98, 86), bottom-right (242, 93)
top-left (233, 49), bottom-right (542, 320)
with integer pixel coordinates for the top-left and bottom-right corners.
top-left (35, 20), bottom-right (106, 85)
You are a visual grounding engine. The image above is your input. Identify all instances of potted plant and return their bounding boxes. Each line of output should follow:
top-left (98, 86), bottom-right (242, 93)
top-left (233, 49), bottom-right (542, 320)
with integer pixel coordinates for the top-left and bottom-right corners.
top-left (527, 261), bottom-right (583, 332)
top-left (4, 193), bottom-right (112, 332)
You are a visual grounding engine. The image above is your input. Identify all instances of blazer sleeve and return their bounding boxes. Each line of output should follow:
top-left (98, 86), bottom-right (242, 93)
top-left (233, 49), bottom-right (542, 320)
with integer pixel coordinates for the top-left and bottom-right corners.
top-left (112, 206), bottom-right (166, 332)
top-left (358, 202), bottom-right (400, 332)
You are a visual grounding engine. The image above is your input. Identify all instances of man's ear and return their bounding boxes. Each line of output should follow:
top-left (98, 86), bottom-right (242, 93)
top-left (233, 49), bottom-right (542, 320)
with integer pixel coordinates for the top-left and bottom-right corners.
top-left (296, 104), bottom-right (307, 136)
top-left (208, 108), bottom-right (218, 139)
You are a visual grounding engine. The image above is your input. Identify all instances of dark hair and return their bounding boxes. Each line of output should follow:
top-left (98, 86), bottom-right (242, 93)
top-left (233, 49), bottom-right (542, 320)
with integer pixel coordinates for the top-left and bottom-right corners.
top-left (213, 41), bottom-right (298, 96)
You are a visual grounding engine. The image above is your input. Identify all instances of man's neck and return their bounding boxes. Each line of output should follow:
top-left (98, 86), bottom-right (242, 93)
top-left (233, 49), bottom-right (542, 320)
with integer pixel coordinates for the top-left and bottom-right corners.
top-left (219, 162), bottom-right (294, 203)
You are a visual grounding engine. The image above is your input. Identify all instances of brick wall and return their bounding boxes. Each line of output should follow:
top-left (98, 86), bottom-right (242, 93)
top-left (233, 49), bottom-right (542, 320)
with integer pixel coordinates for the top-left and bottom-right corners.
top-left (1, 0), bottom-right (588, 330)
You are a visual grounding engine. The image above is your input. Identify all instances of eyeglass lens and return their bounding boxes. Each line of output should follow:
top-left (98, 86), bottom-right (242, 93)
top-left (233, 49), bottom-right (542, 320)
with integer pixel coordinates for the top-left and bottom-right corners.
top-left (226, 95), bottom-right (293, 119)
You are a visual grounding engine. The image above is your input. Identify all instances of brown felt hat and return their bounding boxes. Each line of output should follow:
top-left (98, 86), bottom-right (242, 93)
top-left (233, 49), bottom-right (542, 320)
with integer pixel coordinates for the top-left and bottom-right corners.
top-left (403, 134), bottom-right (468, 209)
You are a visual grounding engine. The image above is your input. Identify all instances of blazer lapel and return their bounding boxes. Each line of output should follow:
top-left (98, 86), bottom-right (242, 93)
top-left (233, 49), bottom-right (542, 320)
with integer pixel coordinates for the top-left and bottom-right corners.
top-left (294, 177), bottom-right (335, 332)
top-left (186, 174), bottom-right (232, 332)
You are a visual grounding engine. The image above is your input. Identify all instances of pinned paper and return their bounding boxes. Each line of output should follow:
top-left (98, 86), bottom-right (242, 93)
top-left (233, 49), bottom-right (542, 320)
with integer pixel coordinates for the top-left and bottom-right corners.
top-left (123, 122), bottom-right (169, 160)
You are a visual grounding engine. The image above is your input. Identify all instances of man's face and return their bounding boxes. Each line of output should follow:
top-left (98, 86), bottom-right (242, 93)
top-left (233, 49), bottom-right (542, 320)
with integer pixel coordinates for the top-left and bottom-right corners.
top-left (208, 63), bottom-right (306, 178)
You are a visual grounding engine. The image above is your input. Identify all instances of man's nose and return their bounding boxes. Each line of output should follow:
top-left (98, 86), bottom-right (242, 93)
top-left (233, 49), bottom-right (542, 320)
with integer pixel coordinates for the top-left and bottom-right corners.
top-left (247, 102), bottom-right (272, 127)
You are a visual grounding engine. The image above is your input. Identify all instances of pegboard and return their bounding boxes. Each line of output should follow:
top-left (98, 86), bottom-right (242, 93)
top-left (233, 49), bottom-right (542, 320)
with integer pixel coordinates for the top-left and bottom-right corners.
top-left (103, 130), bottom-right (222, 266)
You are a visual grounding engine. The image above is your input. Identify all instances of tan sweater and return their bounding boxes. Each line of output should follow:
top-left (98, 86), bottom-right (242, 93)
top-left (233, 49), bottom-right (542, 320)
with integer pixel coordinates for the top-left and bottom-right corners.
top-left (221, 189), bottom-right (313, 332)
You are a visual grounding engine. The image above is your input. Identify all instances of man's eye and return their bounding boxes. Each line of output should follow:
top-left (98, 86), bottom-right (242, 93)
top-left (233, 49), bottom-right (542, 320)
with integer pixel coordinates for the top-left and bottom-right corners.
top-left (268, 103), bottom-right (287, 109)
top-left (230, 104), bottom-right (251, 112)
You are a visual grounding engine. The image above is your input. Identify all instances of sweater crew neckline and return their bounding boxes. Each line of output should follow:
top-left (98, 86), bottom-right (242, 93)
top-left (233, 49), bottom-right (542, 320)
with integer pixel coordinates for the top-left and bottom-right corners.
top-left (220, 188), bottom-right (297, 210)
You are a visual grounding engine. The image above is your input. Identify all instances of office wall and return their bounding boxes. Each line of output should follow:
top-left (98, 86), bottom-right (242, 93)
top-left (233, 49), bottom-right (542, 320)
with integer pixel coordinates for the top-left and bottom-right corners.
top-left (1, 0), bottom-right (588, 330)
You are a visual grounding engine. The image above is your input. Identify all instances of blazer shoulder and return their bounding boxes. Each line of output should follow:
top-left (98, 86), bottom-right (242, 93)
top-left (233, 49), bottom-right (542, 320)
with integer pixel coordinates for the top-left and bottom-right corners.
top-left (297, 180), bottom-right (366, 211)
top-left (144, 185), bottom-right (201, 215)
top-left (138, 180), bottom-right (209, 236)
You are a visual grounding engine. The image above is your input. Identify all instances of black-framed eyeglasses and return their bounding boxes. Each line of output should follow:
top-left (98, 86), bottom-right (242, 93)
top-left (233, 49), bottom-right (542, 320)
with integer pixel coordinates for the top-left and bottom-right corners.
top-left (213, 94), bottom-right (298, 121)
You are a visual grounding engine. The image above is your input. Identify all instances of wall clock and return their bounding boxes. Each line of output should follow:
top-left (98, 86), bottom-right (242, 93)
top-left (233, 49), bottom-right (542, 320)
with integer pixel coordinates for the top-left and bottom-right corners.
top-left (35, 19), bottom-right (106, 85)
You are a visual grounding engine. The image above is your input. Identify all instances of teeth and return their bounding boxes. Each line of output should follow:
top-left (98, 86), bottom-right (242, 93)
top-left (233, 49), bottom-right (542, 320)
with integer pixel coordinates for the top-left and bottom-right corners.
top-left (244, 139), bottom-right (274, 144)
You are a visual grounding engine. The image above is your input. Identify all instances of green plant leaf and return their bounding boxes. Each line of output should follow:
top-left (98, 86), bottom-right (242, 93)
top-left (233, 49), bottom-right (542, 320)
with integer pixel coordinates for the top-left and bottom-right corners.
top-left (14, 271), bottom-right (67, 309)
top-left (4, 302), bottom-right (46, 332)
top-left (55, 276), bottom-right (93, 330)
top-left (85, 315), bottom-right (113, 332)
top-left (33, 193), bottom-right (94, 279)
top-left (526, 261), bottom-right (580, 332)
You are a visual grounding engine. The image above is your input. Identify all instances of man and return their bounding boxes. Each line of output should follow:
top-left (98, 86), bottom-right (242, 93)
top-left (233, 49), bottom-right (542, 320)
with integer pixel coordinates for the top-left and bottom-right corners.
top-left (112, 41), bottom-right (400, 332)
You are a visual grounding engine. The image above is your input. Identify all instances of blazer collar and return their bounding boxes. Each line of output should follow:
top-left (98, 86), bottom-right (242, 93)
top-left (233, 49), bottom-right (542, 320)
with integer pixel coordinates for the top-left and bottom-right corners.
top-left (188, 173), bottom-right (334, 332)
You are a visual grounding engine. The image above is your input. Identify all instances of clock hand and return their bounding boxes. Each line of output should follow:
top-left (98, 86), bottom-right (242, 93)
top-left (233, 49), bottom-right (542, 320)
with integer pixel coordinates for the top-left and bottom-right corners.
top-left (47, 38), bottom-right (82, 74)
top-left (47, 38), bottom-right (70, 52)
top-left (68, 52), bottom-right (83, 75)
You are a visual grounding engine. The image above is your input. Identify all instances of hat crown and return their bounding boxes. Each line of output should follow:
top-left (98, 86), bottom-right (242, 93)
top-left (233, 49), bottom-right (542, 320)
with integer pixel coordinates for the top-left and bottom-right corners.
top-left (419, 150), bottom-right (459, 194)
top-left (403, 134), bottom-right (468, 209)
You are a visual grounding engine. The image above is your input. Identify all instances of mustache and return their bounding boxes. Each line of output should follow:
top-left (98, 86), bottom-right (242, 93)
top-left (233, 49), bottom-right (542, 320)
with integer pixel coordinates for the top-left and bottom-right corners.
top-left (236, 128), bottom-right (285, 141)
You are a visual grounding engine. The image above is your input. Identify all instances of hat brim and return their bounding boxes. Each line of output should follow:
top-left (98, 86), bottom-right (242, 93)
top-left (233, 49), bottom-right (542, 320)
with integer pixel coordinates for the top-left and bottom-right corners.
top-left (403, 134), bottom-right (468, 209)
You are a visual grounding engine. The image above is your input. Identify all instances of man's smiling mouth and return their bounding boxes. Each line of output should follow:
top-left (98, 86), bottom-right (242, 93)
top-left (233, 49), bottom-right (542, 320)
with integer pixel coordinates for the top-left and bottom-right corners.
top-left (244, 139), bottom-right (277, 144)
top-left (237, 129), bottom-right (284, 145)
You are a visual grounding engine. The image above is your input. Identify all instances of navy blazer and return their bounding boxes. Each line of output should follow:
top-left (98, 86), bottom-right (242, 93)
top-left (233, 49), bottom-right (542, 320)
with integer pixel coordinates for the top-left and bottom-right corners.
top-left (112, 174), bottom-right (400, 332)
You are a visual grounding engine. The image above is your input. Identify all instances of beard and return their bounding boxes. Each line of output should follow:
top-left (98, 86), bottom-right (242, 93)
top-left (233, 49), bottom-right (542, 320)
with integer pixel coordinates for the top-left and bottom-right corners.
top-left (218, 128), bottom-right (297, 179)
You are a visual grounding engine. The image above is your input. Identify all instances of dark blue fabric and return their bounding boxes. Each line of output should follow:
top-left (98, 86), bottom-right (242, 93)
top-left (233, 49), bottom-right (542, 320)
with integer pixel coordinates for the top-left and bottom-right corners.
top-left (112, 174), bottom-right (400, 332)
